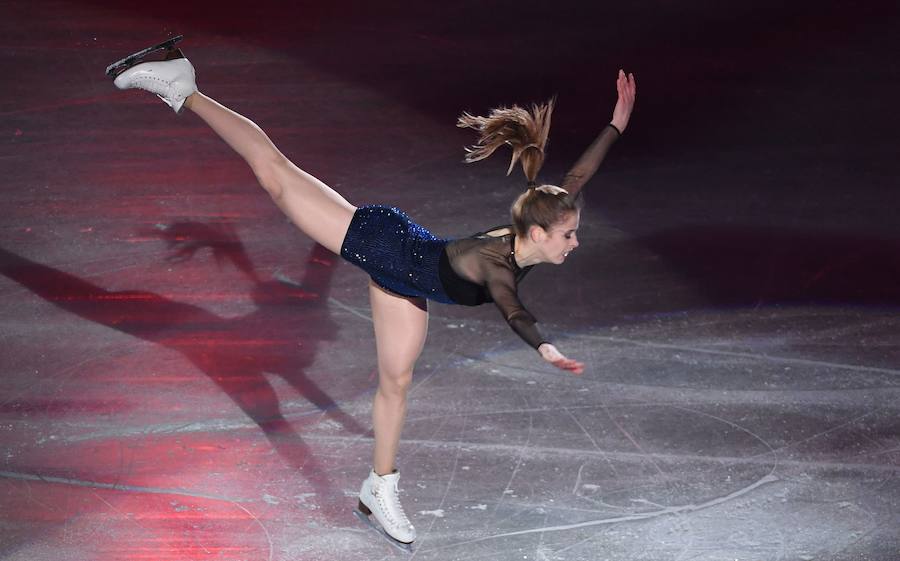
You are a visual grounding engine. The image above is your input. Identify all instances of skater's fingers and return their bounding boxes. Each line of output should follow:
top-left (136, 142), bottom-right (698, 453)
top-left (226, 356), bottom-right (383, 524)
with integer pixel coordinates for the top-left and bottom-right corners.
top-left (552, 358), bottom-right (584, 375)
top-left (565, 359), bottom-right (585, 375)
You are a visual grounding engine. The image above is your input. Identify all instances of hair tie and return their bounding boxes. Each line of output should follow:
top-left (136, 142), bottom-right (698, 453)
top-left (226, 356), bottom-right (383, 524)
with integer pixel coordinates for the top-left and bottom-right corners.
top-left (526, 180), bottom-right (537, 188)
top-left (534, 185), bottom-right (569, 196)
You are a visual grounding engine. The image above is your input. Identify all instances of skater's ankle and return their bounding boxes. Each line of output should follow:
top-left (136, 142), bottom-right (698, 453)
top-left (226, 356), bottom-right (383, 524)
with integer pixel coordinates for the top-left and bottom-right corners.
top-left (183, 92), bottom-right (198, 110)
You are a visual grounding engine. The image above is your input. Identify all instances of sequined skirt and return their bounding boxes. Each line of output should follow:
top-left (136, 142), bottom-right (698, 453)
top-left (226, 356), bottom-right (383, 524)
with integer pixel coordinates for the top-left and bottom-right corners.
top-left (340, 205), bottom-right (455, 304)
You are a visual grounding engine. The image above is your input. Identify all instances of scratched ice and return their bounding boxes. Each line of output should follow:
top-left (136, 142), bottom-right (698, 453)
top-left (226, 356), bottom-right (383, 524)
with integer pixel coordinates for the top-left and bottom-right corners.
top-left (1, 3), bottom-right (899, 560)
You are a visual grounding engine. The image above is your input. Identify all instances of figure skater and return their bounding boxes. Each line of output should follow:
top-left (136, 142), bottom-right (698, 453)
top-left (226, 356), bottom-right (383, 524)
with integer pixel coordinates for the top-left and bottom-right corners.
top-left (106, 37), bottom-right (636, 547)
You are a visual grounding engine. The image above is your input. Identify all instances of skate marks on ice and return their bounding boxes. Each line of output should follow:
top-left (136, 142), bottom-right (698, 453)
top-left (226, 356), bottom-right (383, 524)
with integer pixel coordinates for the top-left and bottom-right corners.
top-left (581, 333), bottom-right (900, 378)
top-left (392, 312), bottom-right (898, 560)
top-left (405, 396), bottom-right (474, 557)
top-left (3, 234), bottom-right (896, 561)
top-left (0, 469), bottom-right (249, 504)
top-left (440, 474), bottom-right (780, 547)
top-left (405, 424), bottom-right (896, 560)
top-left (403, 399), bottom-right (784, 556)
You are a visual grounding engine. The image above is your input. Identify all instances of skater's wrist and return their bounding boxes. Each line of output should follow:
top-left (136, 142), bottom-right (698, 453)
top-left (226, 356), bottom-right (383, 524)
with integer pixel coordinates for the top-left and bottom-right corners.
top-left (538, 342), bottom-right (556, 358)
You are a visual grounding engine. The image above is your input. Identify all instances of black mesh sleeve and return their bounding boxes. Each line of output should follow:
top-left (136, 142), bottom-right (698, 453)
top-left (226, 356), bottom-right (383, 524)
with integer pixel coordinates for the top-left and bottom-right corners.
top-left (486, 277), bottom-right (547, 350)
top-left (560, 124), bottom-right (620, 199)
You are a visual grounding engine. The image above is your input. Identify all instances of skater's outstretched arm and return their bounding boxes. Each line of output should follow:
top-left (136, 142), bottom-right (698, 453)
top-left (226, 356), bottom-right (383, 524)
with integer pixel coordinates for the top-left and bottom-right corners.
top-left (481, 263), bottom-right (584, 374)
top-left (153, 221), bottom-right (262, 283)
top-left (560, 70), bottom-right (636, 199)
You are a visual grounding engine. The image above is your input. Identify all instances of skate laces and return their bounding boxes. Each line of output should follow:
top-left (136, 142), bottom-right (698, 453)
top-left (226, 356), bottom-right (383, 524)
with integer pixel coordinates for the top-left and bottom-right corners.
top-left (128, 61), bottom-right (191, 92)
top-left (375, 478), bottom-right (412, 528)
top-left (132, 73), bottom-right (170, 93)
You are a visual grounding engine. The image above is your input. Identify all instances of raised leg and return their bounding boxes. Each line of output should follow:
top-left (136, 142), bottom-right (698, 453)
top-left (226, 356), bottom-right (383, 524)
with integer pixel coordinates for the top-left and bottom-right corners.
top-left (367, 281), bottom-right (428, 475)
top-left (184, 92), bottom-right (356, 255)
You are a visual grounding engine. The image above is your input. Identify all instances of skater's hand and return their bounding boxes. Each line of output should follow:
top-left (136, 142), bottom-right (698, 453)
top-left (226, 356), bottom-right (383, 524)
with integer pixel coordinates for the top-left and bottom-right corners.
top-left (538, 343), bottom-right (584, 375)
top-left (148, 222), bottom-right (261, 282)
top-left (610, 69), bottom-right (636, 134)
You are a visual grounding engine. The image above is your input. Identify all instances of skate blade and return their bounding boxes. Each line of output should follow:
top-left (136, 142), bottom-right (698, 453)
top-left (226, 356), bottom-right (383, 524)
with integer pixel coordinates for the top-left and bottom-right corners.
top-left (352, 509), bottom-right (414, 553)
top-left (105, 35), bottom-right (184, 77)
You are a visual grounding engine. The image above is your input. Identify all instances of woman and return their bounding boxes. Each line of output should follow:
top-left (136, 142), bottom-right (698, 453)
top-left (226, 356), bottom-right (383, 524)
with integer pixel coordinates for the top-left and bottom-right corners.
top-left (107, 38), bottom-right (635, 546)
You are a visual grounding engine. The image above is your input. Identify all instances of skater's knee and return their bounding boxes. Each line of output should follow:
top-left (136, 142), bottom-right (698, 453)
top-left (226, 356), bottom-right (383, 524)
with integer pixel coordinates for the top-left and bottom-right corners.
top-left (252, 155), bottom-right (290, 200)
top-left (378, 369), bottom-right (413, 397)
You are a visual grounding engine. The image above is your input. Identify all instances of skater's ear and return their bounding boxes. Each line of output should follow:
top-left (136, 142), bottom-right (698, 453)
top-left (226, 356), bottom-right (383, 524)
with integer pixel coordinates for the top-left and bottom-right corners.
top-left (527, 224), bottom-right (548, 243)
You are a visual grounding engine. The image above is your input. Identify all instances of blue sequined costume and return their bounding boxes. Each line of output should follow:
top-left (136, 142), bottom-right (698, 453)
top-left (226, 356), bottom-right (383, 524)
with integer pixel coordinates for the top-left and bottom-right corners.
top-left (338, 124), bottom-right (620, 350)
top-left (340, 205), bottom-right (455, 304)
top-left (340, 204), bottom-right (549, 348)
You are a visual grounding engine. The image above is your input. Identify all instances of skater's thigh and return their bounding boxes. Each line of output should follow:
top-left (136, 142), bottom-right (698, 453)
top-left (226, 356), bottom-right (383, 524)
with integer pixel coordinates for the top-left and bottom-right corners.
top-left (266, 158), bottom-right (356, 255)
top-left (369, 282), bottom-right (428, 384)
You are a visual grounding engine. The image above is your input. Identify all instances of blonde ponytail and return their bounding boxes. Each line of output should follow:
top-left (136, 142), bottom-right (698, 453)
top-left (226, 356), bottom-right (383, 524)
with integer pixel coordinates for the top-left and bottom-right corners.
top-left (457, 98), bottom-right (555, 183)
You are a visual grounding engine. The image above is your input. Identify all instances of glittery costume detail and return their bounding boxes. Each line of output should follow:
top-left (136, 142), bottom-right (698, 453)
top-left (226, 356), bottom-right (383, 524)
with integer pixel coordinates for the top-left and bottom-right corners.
top-left (338, 124), bottom-right (619, 350)
top-left (340, 205), bottom-right (455, 304)
top-left (340, 207), bottom-right (546, 348)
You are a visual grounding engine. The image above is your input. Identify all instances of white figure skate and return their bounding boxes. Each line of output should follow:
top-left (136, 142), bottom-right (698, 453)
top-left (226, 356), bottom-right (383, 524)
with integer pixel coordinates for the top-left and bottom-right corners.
top-left (354, 469), bottom-right (416, 550)
top-left (106, 36), bottom-right (196, 114)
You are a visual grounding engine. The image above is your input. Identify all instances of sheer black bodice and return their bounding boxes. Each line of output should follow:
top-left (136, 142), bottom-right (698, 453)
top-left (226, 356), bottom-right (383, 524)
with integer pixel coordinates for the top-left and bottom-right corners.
top-left (439, 124), bottom-right (621, 350)
top-left (440, 230), bottom-right (542, 348)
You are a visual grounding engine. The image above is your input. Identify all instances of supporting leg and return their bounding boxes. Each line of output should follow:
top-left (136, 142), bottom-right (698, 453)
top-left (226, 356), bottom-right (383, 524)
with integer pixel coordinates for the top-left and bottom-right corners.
top-left (367, 281), bottom-right (428, 475)
top-left (356, 281), bottom-right (427, 545)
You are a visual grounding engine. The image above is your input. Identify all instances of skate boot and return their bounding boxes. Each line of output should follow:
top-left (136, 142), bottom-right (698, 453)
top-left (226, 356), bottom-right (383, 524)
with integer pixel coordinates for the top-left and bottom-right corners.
top-left (357, 469), bottom-right (416, 545)
top-left (108, 37), bottom-right (196, 114)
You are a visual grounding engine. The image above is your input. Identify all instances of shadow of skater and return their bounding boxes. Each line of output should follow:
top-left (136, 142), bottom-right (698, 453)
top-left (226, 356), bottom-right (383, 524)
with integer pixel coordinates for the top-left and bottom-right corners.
top-left (0, 226), bottom-right (368, 523)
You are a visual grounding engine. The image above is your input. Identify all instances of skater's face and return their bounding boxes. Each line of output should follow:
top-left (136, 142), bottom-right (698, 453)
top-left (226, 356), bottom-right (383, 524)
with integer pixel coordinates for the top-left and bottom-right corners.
top-left (535, 210), bottom-right (580, 265)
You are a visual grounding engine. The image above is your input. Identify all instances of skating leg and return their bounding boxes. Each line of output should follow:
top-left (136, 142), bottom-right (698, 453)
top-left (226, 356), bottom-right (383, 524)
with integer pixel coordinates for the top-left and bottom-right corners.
top-left (354, 281), bottom-right (428, 545)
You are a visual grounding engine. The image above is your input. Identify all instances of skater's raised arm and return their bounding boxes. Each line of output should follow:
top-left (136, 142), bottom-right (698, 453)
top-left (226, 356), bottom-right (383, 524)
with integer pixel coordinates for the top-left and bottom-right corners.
top-left (560, 70), bottom-right (636, 199)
